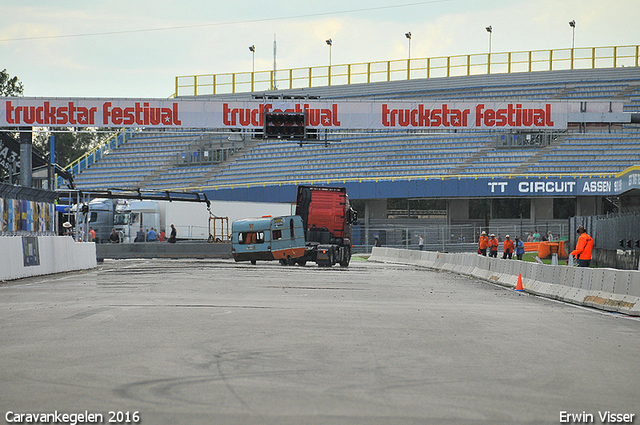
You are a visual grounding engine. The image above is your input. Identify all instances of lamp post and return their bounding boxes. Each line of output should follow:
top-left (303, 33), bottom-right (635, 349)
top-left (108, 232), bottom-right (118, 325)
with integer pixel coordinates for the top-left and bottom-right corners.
top-left (486, 26), bottom-right (492, 74)
top-left (249, 45), bottom-right (255, 73)
top-left (249, 45), bottom-right (255, 91)
top-left (405, 32), bottom-right (412, 80)
top-left (569, 20), bottom-right (576, 49)
top-left (326, 38), bottom-right (332, 85)
top-left (405, 31), bottom-right (411, 60)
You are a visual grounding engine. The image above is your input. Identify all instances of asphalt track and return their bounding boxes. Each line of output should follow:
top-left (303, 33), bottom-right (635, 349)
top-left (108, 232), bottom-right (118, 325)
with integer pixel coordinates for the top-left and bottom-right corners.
top-left (1, 258), bottom-right (639, 425)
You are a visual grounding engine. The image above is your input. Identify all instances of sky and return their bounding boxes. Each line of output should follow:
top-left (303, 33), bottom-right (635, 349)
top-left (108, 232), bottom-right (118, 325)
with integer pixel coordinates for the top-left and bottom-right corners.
top-left (1, 0), bottom-right (638, 99)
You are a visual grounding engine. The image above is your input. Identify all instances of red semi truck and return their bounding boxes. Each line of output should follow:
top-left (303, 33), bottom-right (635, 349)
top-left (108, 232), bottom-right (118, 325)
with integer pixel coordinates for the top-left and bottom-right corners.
top-left (295, 185), bottom-right (358, 267)
top-left (231, 185), bottom-right (357, 267)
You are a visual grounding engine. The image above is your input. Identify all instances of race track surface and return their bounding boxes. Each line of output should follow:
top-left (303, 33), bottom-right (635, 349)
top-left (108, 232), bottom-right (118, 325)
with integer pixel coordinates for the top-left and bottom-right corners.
top-left (1, 258), bottom-right (638, 424)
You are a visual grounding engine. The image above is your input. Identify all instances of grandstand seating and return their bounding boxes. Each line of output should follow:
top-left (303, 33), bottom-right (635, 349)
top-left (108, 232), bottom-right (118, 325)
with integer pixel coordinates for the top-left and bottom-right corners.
top-left (69, 67), bottom-right (640, 191)
top-left (72, 131), bottom-right (203, 190)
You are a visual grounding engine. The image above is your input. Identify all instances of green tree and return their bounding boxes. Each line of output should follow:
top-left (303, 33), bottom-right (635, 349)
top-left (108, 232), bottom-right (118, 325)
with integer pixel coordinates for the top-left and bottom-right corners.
top-left (0, 70), bottom-right (23, 181)
top-left (0, 69), bottom-right (23, 96)
top-left (33, 128), bottom-right (107, 168)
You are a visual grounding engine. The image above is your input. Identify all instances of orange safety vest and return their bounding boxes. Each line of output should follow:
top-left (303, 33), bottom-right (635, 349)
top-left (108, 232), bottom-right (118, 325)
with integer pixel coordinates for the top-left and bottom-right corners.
top-left (479, 235), bottom-right (489, 249)
top-left (488, 238), bottom-right (499, 251)
top-left (503, 239), bottom-right (515, 253)
top-left (571, 232), bottom-right (593, 260)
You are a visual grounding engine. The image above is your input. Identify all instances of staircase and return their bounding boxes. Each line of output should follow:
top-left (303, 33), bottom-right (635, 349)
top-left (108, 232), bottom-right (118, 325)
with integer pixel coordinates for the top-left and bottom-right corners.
top-left (447, 143), bottom-right (495, 175)
top-left (509, 134), bottom-right (566, 174)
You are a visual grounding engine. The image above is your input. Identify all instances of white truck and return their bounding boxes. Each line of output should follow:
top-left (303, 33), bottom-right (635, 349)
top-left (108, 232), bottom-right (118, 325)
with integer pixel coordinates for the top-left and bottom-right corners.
top-left (113, 199), bottom-right (292, 243)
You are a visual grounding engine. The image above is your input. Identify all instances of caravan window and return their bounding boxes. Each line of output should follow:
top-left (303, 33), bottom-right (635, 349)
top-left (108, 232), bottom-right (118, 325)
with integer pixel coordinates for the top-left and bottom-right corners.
top-left (238, 232), bottom-right (264, 244)
top-left (272, 229), bottom-right (282, 240)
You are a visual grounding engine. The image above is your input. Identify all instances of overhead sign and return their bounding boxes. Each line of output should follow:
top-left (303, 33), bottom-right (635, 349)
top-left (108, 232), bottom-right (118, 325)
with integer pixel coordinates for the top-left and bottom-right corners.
top-left (0, 97), bottom-right (620, 130)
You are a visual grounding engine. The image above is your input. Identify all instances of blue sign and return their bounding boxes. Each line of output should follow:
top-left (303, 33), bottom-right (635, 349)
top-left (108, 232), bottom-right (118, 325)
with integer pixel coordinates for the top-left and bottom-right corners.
top-left (202, 171), bottom-right (636, 203)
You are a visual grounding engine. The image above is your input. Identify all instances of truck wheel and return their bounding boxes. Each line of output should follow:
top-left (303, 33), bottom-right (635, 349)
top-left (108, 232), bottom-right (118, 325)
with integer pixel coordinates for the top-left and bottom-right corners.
top-left (251, 259), bottom-right (257, 265)
top-left (296, 259), bottom-right (307, 266)
top-left (340, 247), bottom-right (351, 267)
top-left (279, 259), bottom-right (287, 266)
top-left (287, 256), bottom-right (296, 266)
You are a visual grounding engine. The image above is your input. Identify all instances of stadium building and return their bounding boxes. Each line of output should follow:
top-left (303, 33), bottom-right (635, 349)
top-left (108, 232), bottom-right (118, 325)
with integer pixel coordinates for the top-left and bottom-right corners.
top-left (5, 44), bottom-right (640, 250)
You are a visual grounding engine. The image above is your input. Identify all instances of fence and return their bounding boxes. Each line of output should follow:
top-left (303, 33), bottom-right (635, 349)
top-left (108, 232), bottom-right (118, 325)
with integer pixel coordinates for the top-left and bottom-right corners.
top-left (1, 182), bottom-right (57, 236)
top-left (571, 210), bottom-right (640, 269)
top-left (352, 221), bottom-right (569, 254)
top-left (176, 134), bottom-right (244, 167)
top-left (175, 44), bottom-right (640, 97)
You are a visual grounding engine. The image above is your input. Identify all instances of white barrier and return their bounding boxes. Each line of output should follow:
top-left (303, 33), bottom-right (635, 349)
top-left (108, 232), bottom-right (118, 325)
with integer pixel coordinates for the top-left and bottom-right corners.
top-left (369, 247), bottom-right (640, 317)
top-left (0, 236), bottom-right (96, 282)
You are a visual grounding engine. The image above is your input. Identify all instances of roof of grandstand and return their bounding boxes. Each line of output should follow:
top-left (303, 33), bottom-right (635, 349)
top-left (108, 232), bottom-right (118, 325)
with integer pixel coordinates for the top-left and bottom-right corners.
top-left (62, 64), bottom-right (640, 202)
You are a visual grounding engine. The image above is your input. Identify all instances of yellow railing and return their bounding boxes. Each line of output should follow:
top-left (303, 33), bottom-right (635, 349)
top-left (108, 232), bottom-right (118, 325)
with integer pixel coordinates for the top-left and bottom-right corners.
top-left (174, 45), bottom-right (639, 97)
top-left (164, 171), bottom-right (619, 194)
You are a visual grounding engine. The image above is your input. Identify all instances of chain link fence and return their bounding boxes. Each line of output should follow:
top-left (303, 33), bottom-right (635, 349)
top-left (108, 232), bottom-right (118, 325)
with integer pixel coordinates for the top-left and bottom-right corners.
top-left (352, 221), bottom-right (570, 254)
top-left (570, 210), bottom-right (640, 269)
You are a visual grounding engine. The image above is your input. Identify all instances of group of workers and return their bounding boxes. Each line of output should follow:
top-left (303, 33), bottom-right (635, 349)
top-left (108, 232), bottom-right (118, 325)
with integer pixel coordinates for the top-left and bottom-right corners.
top-left (477, 232), bottom-right (524, 260)
top-left (477, 226), bottom-right (594, 267)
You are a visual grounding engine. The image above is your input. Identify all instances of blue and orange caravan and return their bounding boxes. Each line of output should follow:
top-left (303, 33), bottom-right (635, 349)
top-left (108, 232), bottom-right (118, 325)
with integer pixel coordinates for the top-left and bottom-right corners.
top-left (232, 215), bottom-right (307, 265)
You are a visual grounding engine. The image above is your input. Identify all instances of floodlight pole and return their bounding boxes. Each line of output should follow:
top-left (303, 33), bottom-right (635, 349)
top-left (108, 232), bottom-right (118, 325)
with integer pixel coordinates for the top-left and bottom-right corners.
top-left (486, 26), bottom-right (492, 74)
top-left (569, 20), bottom-right (576, 49)
top-left (249, 45), bottom-right (255, 73)
top-left (326, 39), bottom-right (332, 86)
top-left (405, 32), bottom-right (412, 80)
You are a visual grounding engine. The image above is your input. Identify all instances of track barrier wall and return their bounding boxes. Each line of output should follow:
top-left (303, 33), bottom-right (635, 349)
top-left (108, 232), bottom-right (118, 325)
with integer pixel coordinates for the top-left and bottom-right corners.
top-left (369, 247), bottom-right (640, 316)
top-left (0, 236), bottom-right (96, 281)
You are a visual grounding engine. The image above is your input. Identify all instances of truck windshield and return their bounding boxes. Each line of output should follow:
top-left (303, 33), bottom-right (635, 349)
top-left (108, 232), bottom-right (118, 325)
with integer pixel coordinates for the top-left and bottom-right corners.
top-left (114, 213), bottom-right (130, 225)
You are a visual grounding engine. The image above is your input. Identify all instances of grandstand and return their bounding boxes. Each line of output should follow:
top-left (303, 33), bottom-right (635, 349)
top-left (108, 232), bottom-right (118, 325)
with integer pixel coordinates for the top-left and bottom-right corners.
top-left (68, 66), bottom-right (640, 193)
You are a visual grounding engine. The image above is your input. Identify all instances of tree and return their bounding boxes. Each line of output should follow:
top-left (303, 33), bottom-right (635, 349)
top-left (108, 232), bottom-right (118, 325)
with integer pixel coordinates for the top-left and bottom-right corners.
top-left (0, 69), bottom-right (24, 96)
top-left (0, 70), bottom-right (23, 181)
top-left (33, 128), bottom-right (106, 168)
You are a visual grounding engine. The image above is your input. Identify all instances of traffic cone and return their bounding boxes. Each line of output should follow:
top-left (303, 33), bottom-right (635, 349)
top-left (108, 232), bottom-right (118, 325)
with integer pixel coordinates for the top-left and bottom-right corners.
top-left (515, 273), bottom-right (524, 291)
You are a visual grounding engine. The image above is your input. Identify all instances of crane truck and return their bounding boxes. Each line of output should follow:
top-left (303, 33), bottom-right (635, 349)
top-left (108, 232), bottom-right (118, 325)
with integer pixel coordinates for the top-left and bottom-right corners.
top-left (232, 185), bottom-right (358, 267)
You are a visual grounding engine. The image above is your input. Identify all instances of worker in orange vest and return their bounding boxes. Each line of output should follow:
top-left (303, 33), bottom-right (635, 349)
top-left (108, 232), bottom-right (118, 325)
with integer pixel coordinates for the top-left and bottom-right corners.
top-left (478, 231), bottom-right (488, 256)
top-left (488, 233), bottom-right (499, 258)
top-left (571, 225), bottom-right (593, 267)
top-left (503, 235), bottom-right (515, 259)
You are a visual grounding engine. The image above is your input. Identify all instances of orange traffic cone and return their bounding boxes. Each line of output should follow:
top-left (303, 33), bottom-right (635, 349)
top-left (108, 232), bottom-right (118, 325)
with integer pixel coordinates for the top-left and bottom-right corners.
top-left (515, 273), bottom-right (524, 291)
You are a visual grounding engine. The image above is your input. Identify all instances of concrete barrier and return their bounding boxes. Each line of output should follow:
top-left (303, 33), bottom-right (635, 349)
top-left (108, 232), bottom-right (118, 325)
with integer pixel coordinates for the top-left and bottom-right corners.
top-left (1, 236), bottom-right (96, 282)
top-left (369, 247), bottom-right (640, 316)
top-left (96, 241), bottom-right (232, 261)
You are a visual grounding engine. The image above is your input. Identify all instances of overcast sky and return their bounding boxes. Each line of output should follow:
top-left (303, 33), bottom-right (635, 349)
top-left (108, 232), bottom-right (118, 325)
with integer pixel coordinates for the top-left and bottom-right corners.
top-left (1, 0), bottom-right (638, 99)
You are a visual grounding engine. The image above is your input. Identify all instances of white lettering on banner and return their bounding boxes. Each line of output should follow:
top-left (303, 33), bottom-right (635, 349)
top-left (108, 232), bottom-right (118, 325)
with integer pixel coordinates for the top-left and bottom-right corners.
top-left (487, 182), bottom-right (508, 193)
top-left (518, 181), bottom-right (576, 193)
top-left (582, 180), bottom-right (612, 193)
top-left (1, 98), bottom-right (598, 129)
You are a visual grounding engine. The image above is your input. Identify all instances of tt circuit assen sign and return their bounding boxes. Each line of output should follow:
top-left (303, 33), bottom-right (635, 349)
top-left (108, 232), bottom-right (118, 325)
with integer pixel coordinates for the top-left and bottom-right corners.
top-left (485, 178), bottom-right (616, 196)
top-left (0, 97), bottom-right (607, 130)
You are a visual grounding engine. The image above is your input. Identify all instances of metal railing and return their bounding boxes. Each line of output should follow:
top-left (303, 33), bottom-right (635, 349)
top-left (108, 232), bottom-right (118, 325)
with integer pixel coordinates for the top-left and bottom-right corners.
top-left (174, 45), bottom-right (640, 97)
top-left (165, 170), bottom-right (621, 193)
